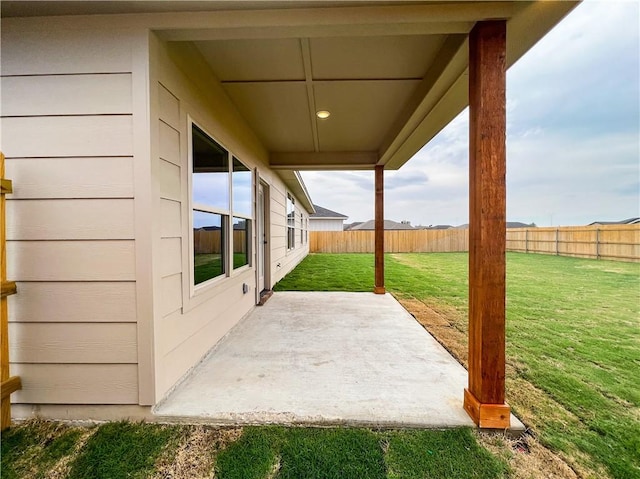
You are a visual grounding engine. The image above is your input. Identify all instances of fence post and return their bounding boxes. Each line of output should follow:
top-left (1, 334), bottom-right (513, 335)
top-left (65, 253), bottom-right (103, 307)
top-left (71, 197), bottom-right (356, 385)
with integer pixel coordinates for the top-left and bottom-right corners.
top-left (525, 229), bottom-right (529, 253)
top-left (596, 228), bottom-right (600, 260)
top-left (555, 228), bottom-right (559, 255)
top-left (1, 152), bottom-right (22, 430)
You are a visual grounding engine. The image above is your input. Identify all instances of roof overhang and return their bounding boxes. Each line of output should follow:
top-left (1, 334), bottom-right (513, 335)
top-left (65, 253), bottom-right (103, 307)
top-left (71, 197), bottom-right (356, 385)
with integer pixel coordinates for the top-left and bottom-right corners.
top-left (3, 1), bottom-right (580, 174)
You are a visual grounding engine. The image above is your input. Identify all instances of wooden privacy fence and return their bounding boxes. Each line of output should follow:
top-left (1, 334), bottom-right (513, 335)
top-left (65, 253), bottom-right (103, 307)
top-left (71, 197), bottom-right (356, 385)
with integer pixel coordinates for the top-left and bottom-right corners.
top-left (310, 229), bottom-right (469, 253)
top-left (310, 225), bottom-right (640, 262)
top-left (506, 225), bottom-right (639, 262)
top-left (194, 230), bottom-right (247, 254)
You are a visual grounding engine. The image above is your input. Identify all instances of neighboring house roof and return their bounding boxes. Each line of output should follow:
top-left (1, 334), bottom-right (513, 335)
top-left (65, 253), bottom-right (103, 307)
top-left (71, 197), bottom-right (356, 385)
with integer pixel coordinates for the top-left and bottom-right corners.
top-left (343, 222), bottom-right (363, 231)
top-left (346, 219), bottom-right (415, 230)
top-left (455, 222), bottom-right (536, 229)
top-left (589, 217), bottom-right (640, 225)
top-left (417, 225), bottom-right (454, 230)
top-left (310, 204), bottom-right (348, 219)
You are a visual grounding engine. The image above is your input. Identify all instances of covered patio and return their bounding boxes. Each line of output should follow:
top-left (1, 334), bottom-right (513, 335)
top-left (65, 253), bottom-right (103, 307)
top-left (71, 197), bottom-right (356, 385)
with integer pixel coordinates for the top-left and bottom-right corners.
top-left (154, 292), bottom-right (523, 431)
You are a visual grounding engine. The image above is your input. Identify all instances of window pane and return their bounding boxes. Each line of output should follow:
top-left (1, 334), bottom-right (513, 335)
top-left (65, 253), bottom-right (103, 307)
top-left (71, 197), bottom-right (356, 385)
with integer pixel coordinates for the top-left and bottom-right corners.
top-left (232, 157), bottom-right (252, 217)
top-left (193, 210), bottom-right (226, 284)
top-left (193, 124), bottom-right (229, 210)
top-left (233, 217), bottom-right (250, 269)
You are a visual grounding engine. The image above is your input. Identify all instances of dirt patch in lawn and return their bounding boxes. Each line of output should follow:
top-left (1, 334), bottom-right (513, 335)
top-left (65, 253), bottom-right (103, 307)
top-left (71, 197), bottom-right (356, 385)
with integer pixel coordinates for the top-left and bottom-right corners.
top-left (399, 297), bottom-right (589, 479)
top-left (398, 298), bottom-right (469, 367)
top-left (152, 426), bottom-right (242, 479)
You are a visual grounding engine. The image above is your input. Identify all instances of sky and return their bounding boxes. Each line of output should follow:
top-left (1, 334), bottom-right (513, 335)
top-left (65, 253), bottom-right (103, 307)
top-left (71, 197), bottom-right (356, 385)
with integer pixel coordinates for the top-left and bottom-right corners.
top-left (301, 0), bottom-right (640, 227)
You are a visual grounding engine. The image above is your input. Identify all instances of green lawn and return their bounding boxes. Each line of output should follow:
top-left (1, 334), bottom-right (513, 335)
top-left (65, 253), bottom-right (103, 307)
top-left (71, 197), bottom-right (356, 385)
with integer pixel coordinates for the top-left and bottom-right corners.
top-left (4, 252), bottom-right (637, 478)
top-left (275, 252), bottom-right (640, 479)
top-left (2, 422), bottom-right (507, 479)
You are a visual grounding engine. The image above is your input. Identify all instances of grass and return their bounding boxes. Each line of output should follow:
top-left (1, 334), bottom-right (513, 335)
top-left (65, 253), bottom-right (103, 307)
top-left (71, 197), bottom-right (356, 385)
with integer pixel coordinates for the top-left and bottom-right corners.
top-left (214, 426), bottom-right (508, 479)
top-left (2, 422), bottom-right (508, 479)
top-left (3, 252), bottom-right (636, 478)
top-left (275, 252), bottom-right (640, 478)
top-left (194, 253), bottom-right (250, 284)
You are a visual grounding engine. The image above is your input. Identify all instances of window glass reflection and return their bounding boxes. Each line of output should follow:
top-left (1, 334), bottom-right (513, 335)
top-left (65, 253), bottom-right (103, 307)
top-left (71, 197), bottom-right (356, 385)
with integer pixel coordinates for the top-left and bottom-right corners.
top-left (193, 210), bottom-right (226, 284)
top-left (233, 217), bottom-right (250, 269)
top-left (232, 157), bottom-right (252, 217)
top-left (193, 125), bottom-right (229, 210)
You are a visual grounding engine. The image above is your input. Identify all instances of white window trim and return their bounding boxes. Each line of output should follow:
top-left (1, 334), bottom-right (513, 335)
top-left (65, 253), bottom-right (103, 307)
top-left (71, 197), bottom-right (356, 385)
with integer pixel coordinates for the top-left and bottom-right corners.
top-left (186, 116), bottom-right (254, 302)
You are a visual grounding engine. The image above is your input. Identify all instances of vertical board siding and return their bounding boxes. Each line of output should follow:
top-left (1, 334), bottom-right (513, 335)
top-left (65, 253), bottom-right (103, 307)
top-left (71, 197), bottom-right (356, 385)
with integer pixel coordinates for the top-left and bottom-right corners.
top-left (309, 226), bottom-right (639, 262)
top-left (10, 323), bottom-right (138, 363)
top-left (1, 74), bottom-right (132, 116)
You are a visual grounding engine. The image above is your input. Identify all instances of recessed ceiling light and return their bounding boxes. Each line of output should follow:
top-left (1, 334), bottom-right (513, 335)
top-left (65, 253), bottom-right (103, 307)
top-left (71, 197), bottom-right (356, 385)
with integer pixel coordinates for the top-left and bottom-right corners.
top-left (316, 110), bottom-right (331, 119)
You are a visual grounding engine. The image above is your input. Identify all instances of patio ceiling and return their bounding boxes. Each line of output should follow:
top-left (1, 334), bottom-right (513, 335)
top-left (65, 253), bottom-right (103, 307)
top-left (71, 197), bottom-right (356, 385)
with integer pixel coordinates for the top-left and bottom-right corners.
top-left (160, 1), bottom-right (578, 171)
top-left (3, 1), bottom-right (578, 171)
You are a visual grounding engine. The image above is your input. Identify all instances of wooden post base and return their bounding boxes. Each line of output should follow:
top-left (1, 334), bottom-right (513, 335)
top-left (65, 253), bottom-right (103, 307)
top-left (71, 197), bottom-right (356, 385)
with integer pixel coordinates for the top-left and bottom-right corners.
top-left (373, 286), bottom-right (386, 294)
top-left (464, 388), bottom-right (510, 429)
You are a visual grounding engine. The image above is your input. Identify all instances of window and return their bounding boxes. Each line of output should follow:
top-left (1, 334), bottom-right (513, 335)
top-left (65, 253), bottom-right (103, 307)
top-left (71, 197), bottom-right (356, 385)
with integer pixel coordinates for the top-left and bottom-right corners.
top-left (232, 158), bottom-right (252, 269)
top-left (287, 194), bottom-right (295, 250)
top-left (192, 125), bottom-right (228, 285)
top-left (191, 122), bottom-right (252, 287)
top-left (300, 212), bottom-right (304, 244)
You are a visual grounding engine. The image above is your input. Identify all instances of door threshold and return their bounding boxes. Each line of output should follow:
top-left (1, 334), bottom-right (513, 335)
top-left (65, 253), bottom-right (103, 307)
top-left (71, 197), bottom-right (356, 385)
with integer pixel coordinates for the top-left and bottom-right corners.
top-left (257, 289), bottom-right (273, 306)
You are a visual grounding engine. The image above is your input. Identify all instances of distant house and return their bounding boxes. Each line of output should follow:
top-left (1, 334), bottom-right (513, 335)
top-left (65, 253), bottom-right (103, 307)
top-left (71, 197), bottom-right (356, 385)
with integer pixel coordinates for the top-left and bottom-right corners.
top-left (589, 217), bottom-right (640, 226)
top-left (346, 219), bottom-right (415, 231)
top-left (309, 205), bottom-right (348, 231)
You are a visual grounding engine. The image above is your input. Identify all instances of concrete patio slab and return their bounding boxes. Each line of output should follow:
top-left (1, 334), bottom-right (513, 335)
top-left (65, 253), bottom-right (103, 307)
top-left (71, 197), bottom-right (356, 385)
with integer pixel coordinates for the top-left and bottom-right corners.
top-left (154, 292), bottom-right (523, 430)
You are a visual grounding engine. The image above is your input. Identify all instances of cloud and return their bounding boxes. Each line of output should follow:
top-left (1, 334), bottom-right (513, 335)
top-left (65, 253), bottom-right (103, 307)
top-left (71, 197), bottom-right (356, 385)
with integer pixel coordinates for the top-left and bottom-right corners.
top-left (303, 0), bottom-right (639, 227)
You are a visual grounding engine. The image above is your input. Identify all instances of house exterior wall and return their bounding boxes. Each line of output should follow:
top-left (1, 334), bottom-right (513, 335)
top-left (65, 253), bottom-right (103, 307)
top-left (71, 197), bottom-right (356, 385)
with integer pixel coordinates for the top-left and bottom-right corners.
top-left (1, 20), bottom-right (141, 408)
top-left (309, 218), bottom-right (345, 232)
top-left (149, 36), bottom-right (310, 400)
top-left (1, 17), bottom-right (311, 417)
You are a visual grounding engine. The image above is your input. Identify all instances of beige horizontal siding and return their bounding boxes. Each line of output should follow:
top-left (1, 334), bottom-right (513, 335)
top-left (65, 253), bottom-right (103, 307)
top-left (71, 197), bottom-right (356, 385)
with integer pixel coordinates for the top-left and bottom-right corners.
top-left (8, 282), bottom-right (136, 323)
top-left (10, 323), bottom-right (137, 363)
top-left (159, 84), bottom-right (180, 128)
top-left (1, 25), bottom-right (132, 75)
top-left (161, 273), bottom-right (183, 316)
top-left (6, 199), bottom-right (134, 240)
top-left (3, 18), bottom-right (141, 410)
top-left (1, 74), bottom-right (132, 116)
top-left (161, 199), bottom-right (182, 238)
top-left (1, 116), bottom-right (133, 158)
top-left (160, 238), bottom-right (182, 277)
top-left (7, 241), bottom-right (135, 281)
top-left (12, 364), bottom-right (138, 404)
top-left (159, 121), bottom-right (181, 166)
top-left (4, 157), bottom-right (134, 199)
top-left (159, 159), bottom-right (181, 201)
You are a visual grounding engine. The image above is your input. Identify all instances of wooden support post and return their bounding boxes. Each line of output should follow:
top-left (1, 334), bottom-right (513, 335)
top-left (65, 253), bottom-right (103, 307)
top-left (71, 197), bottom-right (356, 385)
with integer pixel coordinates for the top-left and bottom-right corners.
top-left (1, 152), bottom-right (20, 430)
top-left (464, 21), bottom-right (510, 429)
top-left (374, 165), bottom-right (385, 294)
